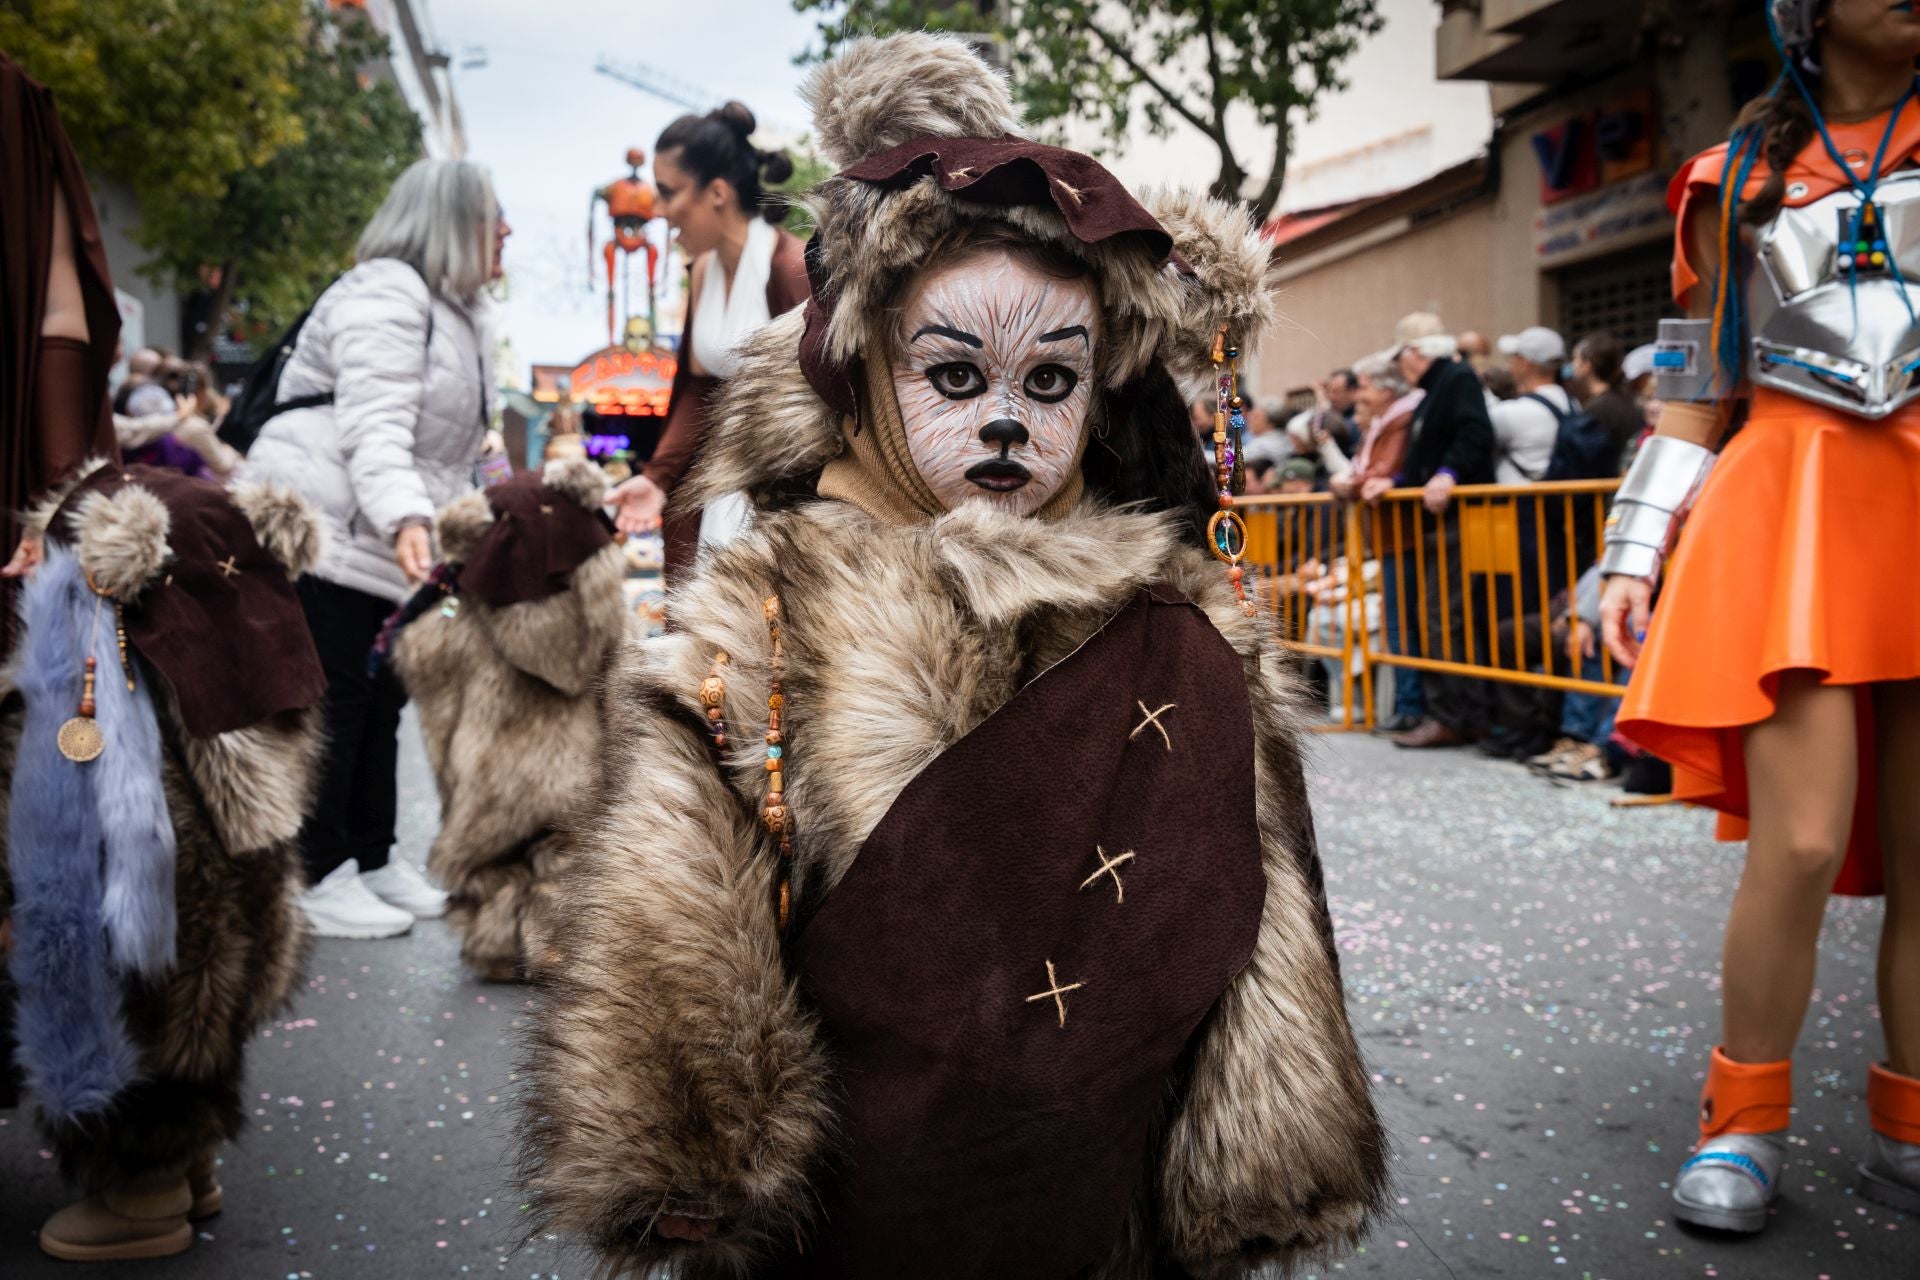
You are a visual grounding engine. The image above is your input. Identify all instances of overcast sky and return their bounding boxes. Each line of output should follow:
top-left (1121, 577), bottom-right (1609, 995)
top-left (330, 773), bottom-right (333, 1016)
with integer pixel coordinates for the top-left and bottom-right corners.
top-left (428, 0), bottom-right (1486, 382)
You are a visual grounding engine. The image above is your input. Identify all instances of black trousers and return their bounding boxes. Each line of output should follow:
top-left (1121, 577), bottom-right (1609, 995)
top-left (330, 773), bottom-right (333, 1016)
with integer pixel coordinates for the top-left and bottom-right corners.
top-left (296, 576), bottom-right (407, 881)
top-left (1490, 612), bottom-right (1564, 744)
top-left (1419, 518), bottom-right (1493, 735)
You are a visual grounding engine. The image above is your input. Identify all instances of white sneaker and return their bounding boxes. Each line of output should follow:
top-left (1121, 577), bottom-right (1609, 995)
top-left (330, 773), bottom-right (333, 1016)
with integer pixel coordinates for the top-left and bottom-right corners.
top-left (298, 860), bottom-right (415, 940)
top-left (360, 858), bottom-right (449, 919)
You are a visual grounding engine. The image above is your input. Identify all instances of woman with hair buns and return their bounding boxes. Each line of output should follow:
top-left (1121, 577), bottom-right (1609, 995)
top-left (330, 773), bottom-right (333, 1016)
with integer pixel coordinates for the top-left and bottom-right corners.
top-left (605, 102), bottom-right (810, 586)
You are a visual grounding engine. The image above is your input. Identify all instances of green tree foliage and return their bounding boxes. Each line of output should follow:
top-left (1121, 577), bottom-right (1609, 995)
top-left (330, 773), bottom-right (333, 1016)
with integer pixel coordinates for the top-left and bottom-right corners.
top-left (159, 18), bottom-right (423, 354)
top-left (1, 0), bottom-right (421, 354)
top-left (793, 0), bottom-right (1384, 221)
top-left (770, 139), bottom-right (838, 237)
top-left (0, 0), bottom-right (307, 202)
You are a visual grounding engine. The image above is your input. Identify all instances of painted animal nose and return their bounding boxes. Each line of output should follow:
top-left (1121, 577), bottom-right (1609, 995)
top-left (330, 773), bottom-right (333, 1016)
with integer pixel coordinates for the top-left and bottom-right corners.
top-left (980, 418), bottom-right (1029, 451)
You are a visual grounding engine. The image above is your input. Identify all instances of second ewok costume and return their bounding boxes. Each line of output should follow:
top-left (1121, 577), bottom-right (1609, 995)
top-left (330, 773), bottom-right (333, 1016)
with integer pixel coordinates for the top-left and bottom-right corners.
top-left (517, 34), bottom-right (1386, 1279)
top-left (2, 462), bottom-right (326, 1261)
top-left (390, 457), bottom-right (630, 981)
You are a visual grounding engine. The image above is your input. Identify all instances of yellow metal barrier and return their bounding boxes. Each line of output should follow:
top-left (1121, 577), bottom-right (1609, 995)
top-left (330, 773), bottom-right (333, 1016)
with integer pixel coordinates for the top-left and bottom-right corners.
top-left (1236, 478), bottom-right (1624, 730)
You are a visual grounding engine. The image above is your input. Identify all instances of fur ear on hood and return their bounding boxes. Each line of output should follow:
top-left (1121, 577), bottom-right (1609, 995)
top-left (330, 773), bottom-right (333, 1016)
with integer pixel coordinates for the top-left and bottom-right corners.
top-left (1140, 186), bottom-right (1283, 386)
top-left (540, 456), bottom-right (611, 511)
top-left (23, 456), bottom-right (113, 540)
top-left (72, 486), bottom-right (171, 603)
top-left (801, 32), bottom-right (1024, 170)
top-left (229, 483), bottom-right (327, 580)
top-left (434, 492), bottom-right (496, 566)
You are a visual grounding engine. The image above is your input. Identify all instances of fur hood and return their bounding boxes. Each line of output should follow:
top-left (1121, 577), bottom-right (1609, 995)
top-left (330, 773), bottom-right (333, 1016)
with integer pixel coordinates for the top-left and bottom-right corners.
top-left (422, 457), bottom-right (626, 695)
top-left (796, 33), bottom-right (1277, 391)
top-left (519, 496), bottom-right (1386, 1277)
top-left (27, 457), bottom-right (325, 597)
top-left (10, 460), bottom-right (324, 853)
top-left (678, 34), bottom-right (1276, 523)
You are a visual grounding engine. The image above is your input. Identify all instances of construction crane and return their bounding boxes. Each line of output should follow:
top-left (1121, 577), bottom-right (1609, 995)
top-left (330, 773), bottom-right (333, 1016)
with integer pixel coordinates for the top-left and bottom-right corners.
top-left (593, 56), bottom-right (715, 114)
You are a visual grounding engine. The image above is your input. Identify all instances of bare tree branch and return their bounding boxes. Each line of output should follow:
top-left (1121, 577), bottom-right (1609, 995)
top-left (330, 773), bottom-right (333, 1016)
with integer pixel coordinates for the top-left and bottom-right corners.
top-left (1248, 118), bottom-right (1290, 222)
top-left (1082, 19), bottom-right (1222, 143)
top-left (1196, 0), bottom-right (1228, 136)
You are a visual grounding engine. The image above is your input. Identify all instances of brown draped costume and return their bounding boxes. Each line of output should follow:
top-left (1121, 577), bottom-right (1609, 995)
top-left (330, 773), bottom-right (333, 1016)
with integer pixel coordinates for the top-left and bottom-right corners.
top-left (647, 226), bottom-right (809, 587)
top-left (2, 52), bottom-right (121, 657)
top-left (0, 50), bottom-right (120, 1112)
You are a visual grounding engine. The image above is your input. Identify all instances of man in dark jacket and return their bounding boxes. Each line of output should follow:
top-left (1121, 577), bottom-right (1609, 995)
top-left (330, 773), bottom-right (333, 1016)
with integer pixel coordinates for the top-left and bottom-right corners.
top-left (1388, 313), bottom-right (1496, 749)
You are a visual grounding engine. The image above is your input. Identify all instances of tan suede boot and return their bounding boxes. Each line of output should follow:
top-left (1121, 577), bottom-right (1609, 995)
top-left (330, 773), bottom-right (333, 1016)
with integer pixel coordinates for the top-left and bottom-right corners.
top-left (189, 1147), bottom-right (223, 1219)
top-left (39, 1163), bottom-right (192, 1261)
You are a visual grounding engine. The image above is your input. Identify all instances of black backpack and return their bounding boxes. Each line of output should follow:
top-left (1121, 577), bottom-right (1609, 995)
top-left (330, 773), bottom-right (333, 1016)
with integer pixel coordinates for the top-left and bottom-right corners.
top-left (218, 268), bottom-right (433, 455)
top-left (1519, 391), bottom-right (1616, 482)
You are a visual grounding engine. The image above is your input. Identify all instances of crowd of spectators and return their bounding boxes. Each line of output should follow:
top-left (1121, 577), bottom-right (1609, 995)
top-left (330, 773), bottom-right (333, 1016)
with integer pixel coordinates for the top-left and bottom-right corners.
top-left (109, 345), bottom-right (243, 478)
top-left (1215, 310), bottom-right (1670, 794)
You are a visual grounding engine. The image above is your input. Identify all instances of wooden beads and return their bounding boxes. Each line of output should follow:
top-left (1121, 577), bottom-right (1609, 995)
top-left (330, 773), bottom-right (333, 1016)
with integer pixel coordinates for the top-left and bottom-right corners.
top-left (702, 653), bottom-right (730, 748)
top-left (762, 595), bottom-right (795, 925)
top-left (698, 596), bottom-right (798, 928)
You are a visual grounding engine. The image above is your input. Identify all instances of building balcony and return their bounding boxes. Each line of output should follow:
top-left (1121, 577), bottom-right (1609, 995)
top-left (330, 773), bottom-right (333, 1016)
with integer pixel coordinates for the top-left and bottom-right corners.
top-left (1437, 0), bottom-right (1643, 83)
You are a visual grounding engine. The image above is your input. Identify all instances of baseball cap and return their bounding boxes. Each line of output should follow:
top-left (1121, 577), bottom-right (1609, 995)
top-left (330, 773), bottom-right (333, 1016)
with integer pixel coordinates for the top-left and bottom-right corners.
top-left (1498, 326), bottom-right (1568, 367)
top-left (1622, 343), bottom-right (1658, 383)
top-left (1278, 457), bottom-right (1317, 483)
top-left (1392, 311), bottom-right (1456, 360)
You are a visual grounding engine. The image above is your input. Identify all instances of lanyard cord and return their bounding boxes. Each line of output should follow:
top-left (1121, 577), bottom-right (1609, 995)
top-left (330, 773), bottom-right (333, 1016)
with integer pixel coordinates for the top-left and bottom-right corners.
top-left (1771, 11), bottom-right (1920, 324)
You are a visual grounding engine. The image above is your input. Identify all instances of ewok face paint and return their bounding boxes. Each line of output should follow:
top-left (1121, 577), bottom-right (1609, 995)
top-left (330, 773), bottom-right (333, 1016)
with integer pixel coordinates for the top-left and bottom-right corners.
top-left (892, 248), bottom-right (1101, 516)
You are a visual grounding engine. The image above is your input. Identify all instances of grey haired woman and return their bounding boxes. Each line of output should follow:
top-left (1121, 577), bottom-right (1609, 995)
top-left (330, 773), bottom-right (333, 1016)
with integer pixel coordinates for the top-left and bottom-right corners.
top-left (246, 158), bottom-right (511, 939)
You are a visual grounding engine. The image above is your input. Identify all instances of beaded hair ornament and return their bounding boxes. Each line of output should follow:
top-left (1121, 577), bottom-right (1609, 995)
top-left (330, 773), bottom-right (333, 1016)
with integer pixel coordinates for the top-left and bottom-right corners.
top-left (1208, 324), bottom-right (1258, 618)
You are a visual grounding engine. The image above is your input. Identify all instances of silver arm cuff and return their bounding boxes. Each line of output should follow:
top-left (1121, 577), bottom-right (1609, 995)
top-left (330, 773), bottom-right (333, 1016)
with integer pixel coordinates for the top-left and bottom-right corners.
top-left (1654, 318), bottom-right (1716, 403)
top-left (1600, 435), bottom-right (1716, 580)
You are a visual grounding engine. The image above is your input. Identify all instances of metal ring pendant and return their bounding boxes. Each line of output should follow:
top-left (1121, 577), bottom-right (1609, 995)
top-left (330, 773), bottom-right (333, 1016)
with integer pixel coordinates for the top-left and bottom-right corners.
top-left (1207, 509), bottom-right (1248, 565)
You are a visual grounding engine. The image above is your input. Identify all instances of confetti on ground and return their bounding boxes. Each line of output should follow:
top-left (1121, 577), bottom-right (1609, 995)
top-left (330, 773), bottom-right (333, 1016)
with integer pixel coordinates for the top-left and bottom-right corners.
top-left (0, 714), bottom-right (1906, 1277)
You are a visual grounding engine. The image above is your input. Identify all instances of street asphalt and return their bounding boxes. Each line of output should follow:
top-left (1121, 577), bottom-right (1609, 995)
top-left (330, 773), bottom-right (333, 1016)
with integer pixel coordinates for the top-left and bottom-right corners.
top-left (0, 719), bottom-right (1907, 1279)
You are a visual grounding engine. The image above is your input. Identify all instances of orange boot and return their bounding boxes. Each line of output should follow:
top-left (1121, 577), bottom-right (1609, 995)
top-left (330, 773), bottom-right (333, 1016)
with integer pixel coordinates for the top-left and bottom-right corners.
top-left (1859, 1062), bottom-right (1920, 1214)
top-left (1671, 1047), bottom-right (1791, 1234)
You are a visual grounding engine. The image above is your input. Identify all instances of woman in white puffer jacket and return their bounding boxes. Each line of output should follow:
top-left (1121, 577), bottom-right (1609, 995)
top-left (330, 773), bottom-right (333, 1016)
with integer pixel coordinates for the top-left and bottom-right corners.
top-left (247, 158), bottom-right (510, 940)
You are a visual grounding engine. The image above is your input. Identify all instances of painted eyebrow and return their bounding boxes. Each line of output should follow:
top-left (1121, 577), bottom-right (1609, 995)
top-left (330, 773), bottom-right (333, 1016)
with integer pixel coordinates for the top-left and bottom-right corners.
top-left (1038, 325), bottom-right (1090, 346)
top-left (910, 324), bottom-right (982, 348)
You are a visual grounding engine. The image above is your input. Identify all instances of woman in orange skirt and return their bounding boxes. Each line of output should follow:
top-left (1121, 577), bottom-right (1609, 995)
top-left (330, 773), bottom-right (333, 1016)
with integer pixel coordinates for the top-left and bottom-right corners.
top-left (1600, 0), bottom-right (1920, 1234)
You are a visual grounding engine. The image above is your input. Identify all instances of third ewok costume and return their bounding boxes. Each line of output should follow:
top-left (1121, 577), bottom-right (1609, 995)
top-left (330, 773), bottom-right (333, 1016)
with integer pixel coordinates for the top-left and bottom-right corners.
top-left (3, 462), bottom-right (325, 1260)
top-left (517, 33), bottom-right (1386, 1279)
top-left (390, 457), bottom-right (630, 981)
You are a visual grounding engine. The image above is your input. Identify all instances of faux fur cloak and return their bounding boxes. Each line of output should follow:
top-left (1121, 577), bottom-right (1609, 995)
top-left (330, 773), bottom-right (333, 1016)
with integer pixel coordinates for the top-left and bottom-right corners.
top-left (518, 32), bottom-right (1386, 1279)
top-left (1, 464), bottom-right (321, 1186)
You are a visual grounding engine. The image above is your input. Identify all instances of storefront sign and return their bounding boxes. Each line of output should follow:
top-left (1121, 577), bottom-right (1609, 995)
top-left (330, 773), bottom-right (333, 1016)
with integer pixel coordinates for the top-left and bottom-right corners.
top-left (1533, 90), bottom-right (1657, 206)
top-left (1533, 169), bottom-right (1671, 265)
top-left (530, 345), bottom-right (677, 417)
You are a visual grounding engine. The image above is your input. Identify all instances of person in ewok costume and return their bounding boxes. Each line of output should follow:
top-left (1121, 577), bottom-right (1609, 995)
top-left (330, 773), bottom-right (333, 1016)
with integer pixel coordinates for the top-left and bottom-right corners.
top-left (518, 33), bottom-right (1386, 1278)
top-left (1599, 0), bottom-right (1920, 1233)
top-left (388, 457), bottom-right (630, 982)
top-left (2, 461), bottom-right (326, 1260)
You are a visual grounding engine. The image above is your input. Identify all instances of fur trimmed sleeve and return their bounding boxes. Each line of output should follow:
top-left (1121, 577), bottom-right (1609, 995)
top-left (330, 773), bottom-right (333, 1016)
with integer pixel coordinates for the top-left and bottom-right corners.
top-left (1155, 646), bottom-right (1388, 1275)
top-left (516, 637), bottom-right (832, 1274)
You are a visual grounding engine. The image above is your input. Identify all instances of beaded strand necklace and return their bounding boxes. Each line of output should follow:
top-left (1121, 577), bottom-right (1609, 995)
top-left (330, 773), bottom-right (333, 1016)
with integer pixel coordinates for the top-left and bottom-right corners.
top-left (699, 595), bottom-right (796, 930)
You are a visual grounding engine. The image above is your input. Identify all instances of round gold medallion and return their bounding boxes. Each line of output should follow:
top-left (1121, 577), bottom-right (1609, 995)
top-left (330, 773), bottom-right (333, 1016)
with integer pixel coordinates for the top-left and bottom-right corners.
top-left (57, 715), bottom-right (105, 763)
